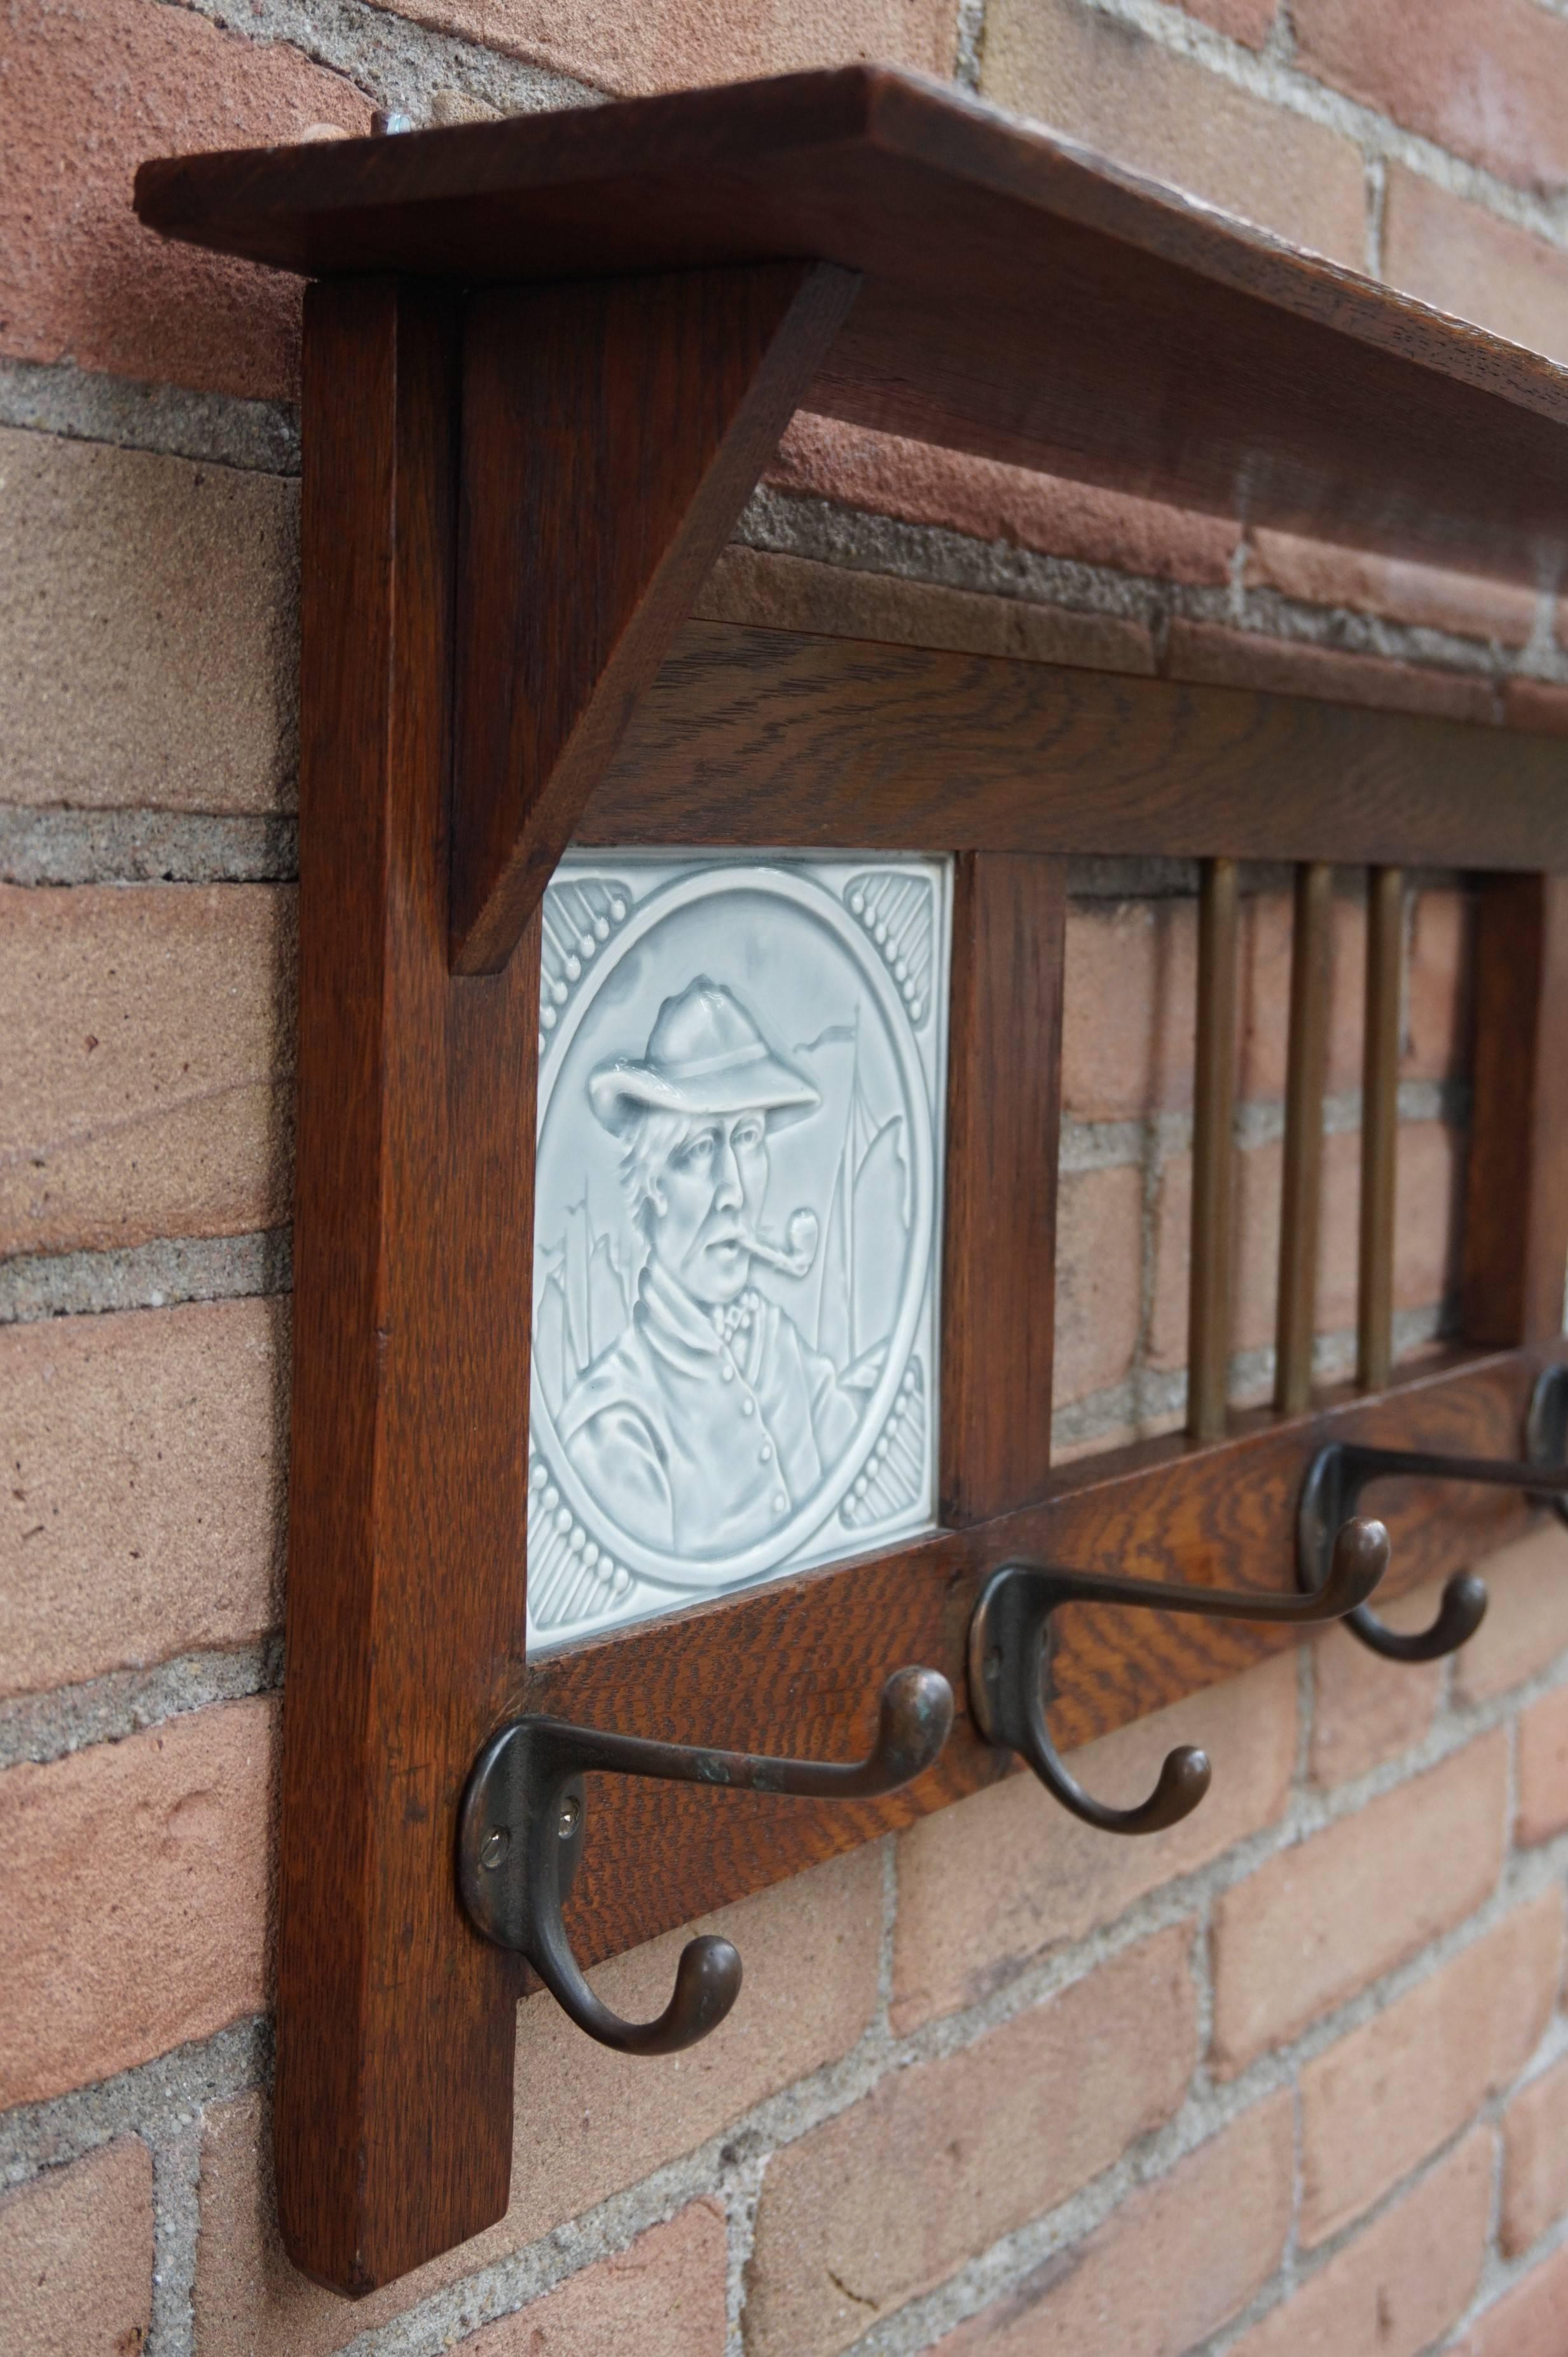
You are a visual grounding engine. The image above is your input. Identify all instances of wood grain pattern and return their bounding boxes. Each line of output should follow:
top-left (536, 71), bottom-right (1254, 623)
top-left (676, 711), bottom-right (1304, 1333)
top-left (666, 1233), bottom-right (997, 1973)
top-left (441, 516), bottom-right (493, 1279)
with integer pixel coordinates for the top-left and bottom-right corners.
top-left (525, 1346), bottom-right (1560, 1969)
top-left (275, 278), bottom-right (537, 2295)
top-left (1462, 875), bottom-right (1568, 1347)
top-left (940, 856), bottom-right (1067, 1523)
top-left (451, 263), bottom-right (858, 971)
top-left (134, 65), bottom-right (1568, 584)
top-left (589, 623), bottom-right (1568, 870)
top-left (1276, 862), bottom-right (1331, 1415)
top-left (1188, 858), bottom-right (1239, 1441)
top-left (1357, 867), bottom-right (1404, 1391)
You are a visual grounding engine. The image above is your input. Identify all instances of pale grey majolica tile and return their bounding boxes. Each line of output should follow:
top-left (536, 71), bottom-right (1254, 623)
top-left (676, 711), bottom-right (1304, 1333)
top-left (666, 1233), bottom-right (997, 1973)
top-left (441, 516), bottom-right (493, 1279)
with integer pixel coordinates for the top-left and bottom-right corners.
top-left (528, 853), bottom-right (951, 1650)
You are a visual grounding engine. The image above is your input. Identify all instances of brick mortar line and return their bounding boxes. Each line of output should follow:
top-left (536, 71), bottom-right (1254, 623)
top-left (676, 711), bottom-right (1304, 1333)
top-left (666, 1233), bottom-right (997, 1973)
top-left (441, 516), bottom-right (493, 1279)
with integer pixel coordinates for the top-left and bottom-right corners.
top-left (0, 1288), bottom-right (1454, 1770)
top-left (0, 809), bottom-right (1471, 901)
top-left (1057, 1076), bottom-right (1469, 1173)
top-left (148, 2119), bottom-right (202, 2357)
top-left (741, 488), bottom-right (1568, 687)
top-left (0, 2017), bottom-right (270, 2192)
top-left (156, 0), bottom-right (1568, 260)
top-left (0, 357), bottom-right (301, 477)
top-left (776, 1717), bottom-right (1568, 2353)
top-left (0, 805), bottom-right (300, 888)
top-left (154, 0), bottom-right (601, 114)
top-left (0, 1083), bottom-right (1456, 1326)
top-left (1071, 0), bottom-right (1568, 249)
top-left (0, 1636), bottom-right (284, 1772)
top-left (5, 1631), bottom-right (1565, 2343)
top-left (0, 1228), bottom-right (292, 1326)
top-left (294, 1644), bottom-right (1568, 2348)
top-left (1050, 1298), bottom-right (1454, 1452)
top-left (3, 357), bottom-right (1557, 691)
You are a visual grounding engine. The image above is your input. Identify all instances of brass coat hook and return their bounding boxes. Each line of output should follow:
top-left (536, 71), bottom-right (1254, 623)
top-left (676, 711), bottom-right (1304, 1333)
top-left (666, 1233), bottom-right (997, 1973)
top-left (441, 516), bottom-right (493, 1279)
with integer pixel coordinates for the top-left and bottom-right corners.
top-left (458, 1666), bottom-right (954, 2053)
top-left (967, 1520), bottom-right (1387, 1836)
top-left (1296, 1364), bottom-right (1568, 1663)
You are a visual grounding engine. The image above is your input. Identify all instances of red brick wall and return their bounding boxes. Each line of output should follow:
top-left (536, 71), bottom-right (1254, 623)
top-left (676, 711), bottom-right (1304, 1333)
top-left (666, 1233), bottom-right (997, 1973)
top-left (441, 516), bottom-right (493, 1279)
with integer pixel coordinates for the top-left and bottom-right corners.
top-left (5, 3), bottom-right (1568, 2353)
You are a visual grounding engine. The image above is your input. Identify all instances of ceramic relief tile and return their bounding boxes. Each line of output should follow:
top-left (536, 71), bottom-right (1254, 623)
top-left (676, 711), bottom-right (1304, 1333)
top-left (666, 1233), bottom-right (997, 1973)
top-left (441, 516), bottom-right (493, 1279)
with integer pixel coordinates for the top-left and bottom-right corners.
top-left (527, 853), bottom-right (952, 1649)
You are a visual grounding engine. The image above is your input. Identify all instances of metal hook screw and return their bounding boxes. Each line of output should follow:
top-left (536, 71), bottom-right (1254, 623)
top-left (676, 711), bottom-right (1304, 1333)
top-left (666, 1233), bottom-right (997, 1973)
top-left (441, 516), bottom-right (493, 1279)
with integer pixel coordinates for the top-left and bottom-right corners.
top-left (1296, 1363), bottom-right (1568, 1661)
top-left (459, 1666), bottom-right (953, 2054)
top-left (969, 1518), bottom-right (1387, 1837)
top-left (478, 1826), bottom-right (509, 1871)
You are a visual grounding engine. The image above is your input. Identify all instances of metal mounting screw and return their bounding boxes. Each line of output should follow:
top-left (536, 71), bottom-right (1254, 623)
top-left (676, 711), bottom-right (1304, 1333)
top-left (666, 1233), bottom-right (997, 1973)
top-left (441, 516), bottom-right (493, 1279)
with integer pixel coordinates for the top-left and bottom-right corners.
top-left (558, 1794), bottom-right (581, 1839)
top-left (478, 1826), bottom-right (509, 1870)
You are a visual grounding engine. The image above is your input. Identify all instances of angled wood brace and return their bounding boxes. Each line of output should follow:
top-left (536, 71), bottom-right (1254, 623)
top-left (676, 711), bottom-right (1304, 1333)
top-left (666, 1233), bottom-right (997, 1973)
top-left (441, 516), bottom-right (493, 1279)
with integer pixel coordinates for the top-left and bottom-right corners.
top-left (450, 261), bottom-right (860, 973)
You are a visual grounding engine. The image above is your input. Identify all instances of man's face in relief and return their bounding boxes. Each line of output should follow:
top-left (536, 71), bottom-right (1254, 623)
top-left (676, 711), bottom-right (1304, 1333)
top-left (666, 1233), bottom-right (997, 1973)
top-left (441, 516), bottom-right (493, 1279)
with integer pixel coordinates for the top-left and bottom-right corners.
top-left (649, 1111), bottom-right (768, 1306)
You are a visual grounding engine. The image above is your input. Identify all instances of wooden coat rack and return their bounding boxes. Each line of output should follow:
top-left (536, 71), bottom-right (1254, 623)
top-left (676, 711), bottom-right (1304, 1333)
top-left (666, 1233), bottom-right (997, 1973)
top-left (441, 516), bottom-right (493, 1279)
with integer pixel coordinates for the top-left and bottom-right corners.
top-left (137, 66), bottom-right (1568, 2296)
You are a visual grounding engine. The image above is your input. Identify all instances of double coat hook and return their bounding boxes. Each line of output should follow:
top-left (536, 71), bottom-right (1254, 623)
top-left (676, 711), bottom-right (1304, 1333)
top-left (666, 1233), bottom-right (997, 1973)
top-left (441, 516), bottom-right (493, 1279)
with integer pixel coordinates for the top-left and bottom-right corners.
top-left (458, 1667), bottom-right (953, 2053)
top-left (968, 1519), bottom-right (1388, 1836)
top-left (1296, 1363), bottom-right (1568, 1663)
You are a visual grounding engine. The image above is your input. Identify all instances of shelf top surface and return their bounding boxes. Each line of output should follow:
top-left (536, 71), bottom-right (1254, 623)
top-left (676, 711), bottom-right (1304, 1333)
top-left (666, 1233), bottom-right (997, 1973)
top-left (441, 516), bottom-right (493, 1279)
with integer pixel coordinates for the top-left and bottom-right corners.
top-left (136, 66), bottom-right (1568, 583)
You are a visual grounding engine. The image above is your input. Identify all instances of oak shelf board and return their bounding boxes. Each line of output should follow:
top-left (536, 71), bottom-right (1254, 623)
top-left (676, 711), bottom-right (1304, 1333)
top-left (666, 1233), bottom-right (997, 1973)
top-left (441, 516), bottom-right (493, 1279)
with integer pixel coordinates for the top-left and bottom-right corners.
top-left (136, 64), bottom-right (1568, 584)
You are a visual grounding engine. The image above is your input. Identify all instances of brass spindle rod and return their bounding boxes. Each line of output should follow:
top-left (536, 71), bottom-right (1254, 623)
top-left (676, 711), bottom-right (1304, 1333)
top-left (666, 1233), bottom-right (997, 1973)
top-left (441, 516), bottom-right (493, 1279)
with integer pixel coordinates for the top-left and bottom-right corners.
top-left (1275, 862), bottom-right (1333, 1417)
top-left (1188, 856), bottom-right (1239, 1441)
top-left (1358, 866), bottom-right (1405, 1391)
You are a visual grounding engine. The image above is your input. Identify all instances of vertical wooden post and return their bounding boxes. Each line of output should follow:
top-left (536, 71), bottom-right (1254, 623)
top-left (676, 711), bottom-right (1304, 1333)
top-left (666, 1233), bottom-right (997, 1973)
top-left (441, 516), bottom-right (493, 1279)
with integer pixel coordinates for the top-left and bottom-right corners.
top-left (1461, 874), bottom-right (1568, 1347)
top-left (1358, 866), bottom-right (1404, 1391)
top-left (1276, 862), bottom-right (1332, 1416)
top-left (274, 279), bottom-right (539, 2294)
top-left (941, 855), bottom-right (1068, 1523)
top-left (1189, 857), bottom-right (1239, 1441)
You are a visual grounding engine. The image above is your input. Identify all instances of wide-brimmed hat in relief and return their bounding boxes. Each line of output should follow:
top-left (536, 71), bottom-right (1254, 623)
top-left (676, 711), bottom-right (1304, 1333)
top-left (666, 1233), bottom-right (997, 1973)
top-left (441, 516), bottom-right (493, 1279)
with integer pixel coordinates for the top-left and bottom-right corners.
top-left (588, 977), bottom-right (821, 1135)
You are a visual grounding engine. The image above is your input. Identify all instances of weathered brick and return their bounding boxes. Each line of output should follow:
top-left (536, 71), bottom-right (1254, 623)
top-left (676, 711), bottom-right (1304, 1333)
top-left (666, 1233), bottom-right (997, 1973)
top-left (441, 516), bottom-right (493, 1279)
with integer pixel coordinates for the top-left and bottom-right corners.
top-left (765, 414), bottom-right (1236, 585)
top-left (1167, 619), bottom-right (1498, 723)
top-left (2, 0), bottom-right (369, 401)
top-left (0, 883), bottom-right (295, 1257)
top-left (1502, 2055), bottom-right (1568, 2257)
top-left (195, 1844), bottom-right (883, 2356)
top-left (0, 2136), bottom-right (154, 2357)
top-left (932, 2095), bottom-right (1293, 2356)
top-left (1516, 1680), bottom-right (1568, 1845)
top-left (1299, 1893), bottom-right (1562, 2243)
top-left (1246, 528), bottom-right (1538, 647)
top-left (695, 546), bottom-right (1155, 674)
top-left (1227, 2128), bottom-right (1494, 2357)
top-left (1052, 1161), bottom-right (1145, 1405)
top-left (1069, 883), bottom-right (1366, 1123)
top-left (744, 1930), bottom-right (1195, 2357)
top-left (0, 428), bottom-right (298, 814)
top-left (1236, 886), bottom-right (1369, 1105)
top-left (1383, 166), bottom-right (1568, 368)
top-left (368, 0), bottom-right (952, 99)
top-left (1062, 895), bottom-right (1197, 1121)
top-left (457, 2205), bottom-right (727, 2357)
top-left (982, 0), bottom-right (1365, 264)
top-left (1210, 1731), bottom-right (1508, 2074)
top-left (0, 1696), bottom-right (275, 2106)
top-left (893, 1650), bottom-right (1296, 2031)
top-left (1454, 1521), bottom-right (1568, 1704)
top-left (0, 1298), bottom-right (285, 1698)
top-left (1294, 0), bottom-right (1568, 193)
top-left (1153, 1114), bottom-right (1459, 1375)
top-left (1405, 888), bottom-right (1475, 1083)
top-left (1309, 1577), bottom-right (1446, 1787)
top-left (1451, 2237), bottom-right (1568, 2357)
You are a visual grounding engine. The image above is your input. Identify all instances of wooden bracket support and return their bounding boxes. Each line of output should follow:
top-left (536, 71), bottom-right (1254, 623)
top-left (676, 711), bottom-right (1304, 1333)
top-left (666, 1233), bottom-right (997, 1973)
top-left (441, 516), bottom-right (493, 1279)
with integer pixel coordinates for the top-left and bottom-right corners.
top-left (450, 260), bottom-right (860, 973)
top-left (276, 258), bottom-right (860, 2293)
